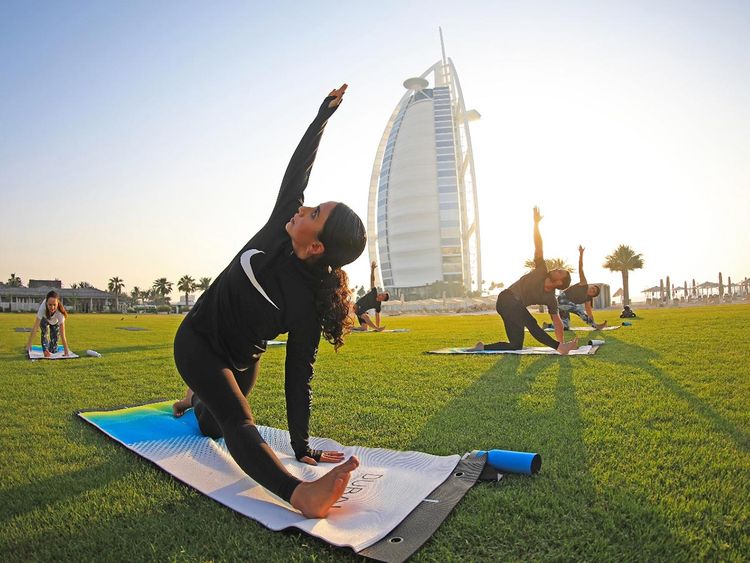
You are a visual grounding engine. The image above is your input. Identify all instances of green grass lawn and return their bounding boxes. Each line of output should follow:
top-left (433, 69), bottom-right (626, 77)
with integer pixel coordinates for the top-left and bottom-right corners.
top-left (1, 306), bottom-right (748, 561)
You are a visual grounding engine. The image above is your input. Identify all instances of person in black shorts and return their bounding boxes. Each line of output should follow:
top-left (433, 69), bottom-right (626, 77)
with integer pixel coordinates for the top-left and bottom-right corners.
top-left (352, 261), bottom-right (389, 331)
top-left (473, 207), bottom-right (579, 354)
top-left (555, 246), bottom-right (607, 330)
top-left (171, 85), bottom-right (366, 519)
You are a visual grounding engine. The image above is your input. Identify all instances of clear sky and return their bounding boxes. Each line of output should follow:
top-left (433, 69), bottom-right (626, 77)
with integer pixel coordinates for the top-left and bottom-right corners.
top-left (2, 0), bottom-right (749, 299)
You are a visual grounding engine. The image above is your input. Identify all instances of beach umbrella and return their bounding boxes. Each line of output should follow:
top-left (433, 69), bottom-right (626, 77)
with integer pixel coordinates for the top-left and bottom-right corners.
top-left (719, 272), bottom-right (724, 298)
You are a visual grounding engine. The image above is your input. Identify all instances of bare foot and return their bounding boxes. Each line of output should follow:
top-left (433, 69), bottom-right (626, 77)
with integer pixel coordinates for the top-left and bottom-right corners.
top-left (374, 326), bottom-right (385, 332)
top-left (172, 388), bottom-right (194, 417)
top-left (290, 456), bottom-right (360, 518)
top-left (470, 341), bottom-right (485, 351)
top-left (43, 350), bottom-right (51, 358)
top-left (557, 338), bottom-right (579, 355)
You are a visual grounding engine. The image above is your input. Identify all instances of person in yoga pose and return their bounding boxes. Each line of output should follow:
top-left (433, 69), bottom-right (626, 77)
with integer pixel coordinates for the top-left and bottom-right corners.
top-left (473, 207), bottom-right (579, 354)
top-left (26, 290), bottom-right (71, 357)
top-left (172, 85), bottom-right (366, 518)
top-left (351, 261), bottom-right (389, 331)
top-left (555, 246), bottom-right (607, 330)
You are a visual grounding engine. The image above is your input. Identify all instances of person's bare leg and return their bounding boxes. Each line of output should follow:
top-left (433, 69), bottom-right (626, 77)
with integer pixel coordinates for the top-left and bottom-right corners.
top-left (290, 456), bottom-right (359, 518)
top-left (172, 388), bottom-right (194, 417)
top-left (361, 313), bottom-right (376, 331)
top-left (557, 338), bottom-right (579, 355)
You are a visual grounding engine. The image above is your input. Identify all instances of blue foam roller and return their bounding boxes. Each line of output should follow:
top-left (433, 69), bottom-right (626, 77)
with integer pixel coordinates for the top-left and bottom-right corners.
top-left (477, 449), bottom-right (542, 475)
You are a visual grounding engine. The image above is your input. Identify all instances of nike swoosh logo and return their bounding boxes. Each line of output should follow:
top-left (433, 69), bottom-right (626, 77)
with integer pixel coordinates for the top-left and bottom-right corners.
top-left (239, 249), bottom-right (279, 310)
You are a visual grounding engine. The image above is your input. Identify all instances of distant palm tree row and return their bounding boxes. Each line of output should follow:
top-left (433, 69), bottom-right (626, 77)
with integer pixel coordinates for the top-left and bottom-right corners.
top-left (121, 276), bottom-right (212, 308)
top-left (7, 244), bottom-right (645, 309)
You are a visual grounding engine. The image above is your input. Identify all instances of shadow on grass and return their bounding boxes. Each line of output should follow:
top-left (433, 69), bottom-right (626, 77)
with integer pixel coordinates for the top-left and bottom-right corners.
top-left (0, 459), bottom-right (130, 526)
top-left (603, 334), bottom-right (749, 451)
top-left (92, 343), bottom-right (173, 356)
top-left (408, 354), bottom-right (684, 559)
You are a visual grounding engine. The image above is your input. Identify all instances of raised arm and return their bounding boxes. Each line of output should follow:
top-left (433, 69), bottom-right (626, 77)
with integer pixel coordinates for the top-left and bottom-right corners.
top-left (370, 261), bottom-right (377, 290)
top-left (533, 206), bottom-right (544, 266)
top-left (578, 245), bottom-right (587, 284)
top-left (270, 85), bottom-right (347, 223)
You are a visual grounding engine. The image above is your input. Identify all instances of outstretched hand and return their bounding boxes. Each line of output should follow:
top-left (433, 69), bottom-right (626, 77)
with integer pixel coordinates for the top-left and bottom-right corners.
top-left (533, 206), bottom-right (543, 223)
top-left (579, 245), bottom-right (585, 254)
top-left (300, 450), bottom-right (346, 465)
top-left (371, 260), bottom-right (378, 270)
top-left (327, 84), bottom-right (348, 108)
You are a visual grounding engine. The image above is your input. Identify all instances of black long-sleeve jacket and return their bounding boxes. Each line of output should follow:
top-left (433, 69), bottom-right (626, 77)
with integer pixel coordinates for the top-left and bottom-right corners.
top-left (187, 96), bottom-right (338, 459)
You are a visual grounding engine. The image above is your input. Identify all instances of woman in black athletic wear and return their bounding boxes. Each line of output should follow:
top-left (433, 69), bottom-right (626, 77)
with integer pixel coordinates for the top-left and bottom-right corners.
top-left (473, 207), bottom-right (579, 355)
top-left (172, 85), bottom-right (366, 518)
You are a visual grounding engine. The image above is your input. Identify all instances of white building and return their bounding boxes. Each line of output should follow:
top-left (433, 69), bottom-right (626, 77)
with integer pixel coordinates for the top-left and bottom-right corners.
top-left (367, 33), bottom-right (481, 299)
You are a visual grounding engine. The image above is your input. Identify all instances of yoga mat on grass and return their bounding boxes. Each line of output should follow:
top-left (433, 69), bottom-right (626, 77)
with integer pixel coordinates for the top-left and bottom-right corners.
top-left (537, 325), bottom-right (620, 332)
top-left (78, 401), bottom-right (479, 561)
top-left (427, 345), bottom-right (599, 355)
top-left (28, 344), bottom-right (79, 359)
top-left (350, 329), bottom-right (410, 334)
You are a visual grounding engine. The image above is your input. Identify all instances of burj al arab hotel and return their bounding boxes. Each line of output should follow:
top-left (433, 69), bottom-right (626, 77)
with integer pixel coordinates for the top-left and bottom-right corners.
top-left (367, 33), bottom-right (482, 299)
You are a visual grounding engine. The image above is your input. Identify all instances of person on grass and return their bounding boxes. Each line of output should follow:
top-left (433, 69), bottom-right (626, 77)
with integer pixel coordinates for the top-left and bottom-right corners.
top-left (351, 261), bottom-right (389, 331)
top-left (172, 85), bottom-right (365, 519)
top-left (554, 245), bottom-right (607, 330)
top-left (473, 207), bottom-right (579, 354)
top-left (26, 290), bottom-right (71, 357)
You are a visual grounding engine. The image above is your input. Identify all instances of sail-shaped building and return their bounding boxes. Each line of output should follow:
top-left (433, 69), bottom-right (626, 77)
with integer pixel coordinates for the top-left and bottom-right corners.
top-left (367, 34), bottom-right (482, 299)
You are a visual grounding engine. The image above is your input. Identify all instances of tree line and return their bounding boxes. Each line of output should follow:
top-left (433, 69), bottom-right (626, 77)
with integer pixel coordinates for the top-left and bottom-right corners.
top-left (5, 243), bottom-right (645, 309)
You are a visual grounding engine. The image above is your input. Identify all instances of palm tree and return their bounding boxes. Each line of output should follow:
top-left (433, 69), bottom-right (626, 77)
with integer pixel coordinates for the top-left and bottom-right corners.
top-left (130, 286), bottom-right (142, 306)
top-left (197, 277), bottom-right (212, 292)
top-left (141, 288), bottom-right (154, 305)
top-left (177, 275), bottom-right (196, 306)
top-left (78, 281), bottom-right (93, 288)
top-left (523, 258), bottom-right (574, 272)
top-left (603, 245), bottom-right (644, 306)
top-left (108, 276), bottom-right (125, 311)
top-left (152, 278), bottom-right (173, 304)
top-left (6, 273), bottom-right (23, 287)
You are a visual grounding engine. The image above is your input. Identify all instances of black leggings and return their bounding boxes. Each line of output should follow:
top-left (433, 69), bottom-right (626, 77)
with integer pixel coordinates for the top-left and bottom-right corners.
top-left (485, 291), bottom-right (560, 351)
top-left (173, 318), bottom-right (301, 502)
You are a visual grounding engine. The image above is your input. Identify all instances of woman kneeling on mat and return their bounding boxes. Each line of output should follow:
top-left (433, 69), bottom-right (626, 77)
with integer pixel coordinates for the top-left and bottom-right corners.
top-left (172, 85), bottom-right (366, 519)
top-left (27, 290), bottom-right (71, 357)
